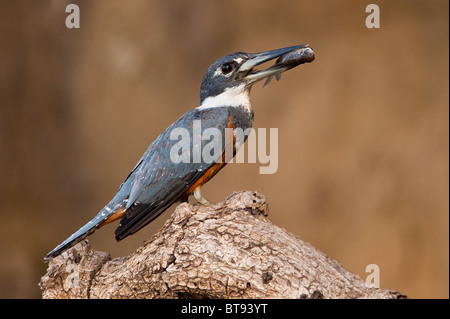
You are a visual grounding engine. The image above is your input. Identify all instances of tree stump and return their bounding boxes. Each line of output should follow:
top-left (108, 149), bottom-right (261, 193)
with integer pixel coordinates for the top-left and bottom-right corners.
top-left (39, 191), bottom-right (406, 299)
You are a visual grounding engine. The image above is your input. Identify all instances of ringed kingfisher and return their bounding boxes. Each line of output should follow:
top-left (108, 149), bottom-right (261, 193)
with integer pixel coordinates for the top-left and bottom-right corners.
top-left (45, 45), bottom-right (315, 261)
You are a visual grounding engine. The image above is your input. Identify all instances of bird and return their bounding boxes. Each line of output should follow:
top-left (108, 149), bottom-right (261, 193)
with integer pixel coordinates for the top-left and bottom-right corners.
top-left (44, 44), bottom-right (315, 261)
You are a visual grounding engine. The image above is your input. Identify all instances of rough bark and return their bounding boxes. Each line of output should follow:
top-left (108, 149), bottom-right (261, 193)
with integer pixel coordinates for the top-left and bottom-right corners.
top-left (39, 191), bottom-right (406, 299)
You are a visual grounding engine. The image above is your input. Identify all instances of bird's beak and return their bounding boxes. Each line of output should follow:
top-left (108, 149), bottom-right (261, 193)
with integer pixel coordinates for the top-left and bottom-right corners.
top-left (237, 45), bottom-right (315, 85)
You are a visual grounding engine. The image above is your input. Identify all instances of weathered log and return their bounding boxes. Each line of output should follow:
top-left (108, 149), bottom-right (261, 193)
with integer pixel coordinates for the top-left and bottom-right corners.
top-left (39, 191), bottom-right (405, 299)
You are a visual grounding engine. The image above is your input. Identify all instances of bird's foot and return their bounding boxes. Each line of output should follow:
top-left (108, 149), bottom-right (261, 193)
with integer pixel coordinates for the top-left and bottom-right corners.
top-left (193, 189), bottom-right (215, 206)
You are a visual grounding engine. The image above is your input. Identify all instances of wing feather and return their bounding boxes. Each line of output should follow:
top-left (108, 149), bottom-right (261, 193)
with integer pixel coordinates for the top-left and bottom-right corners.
top-left (114, 108), bottom-right (232, 240)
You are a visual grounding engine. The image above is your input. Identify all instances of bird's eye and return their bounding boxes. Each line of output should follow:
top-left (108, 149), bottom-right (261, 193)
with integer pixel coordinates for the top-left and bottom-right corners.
top-left (221, 63), bottom-right (233, 74)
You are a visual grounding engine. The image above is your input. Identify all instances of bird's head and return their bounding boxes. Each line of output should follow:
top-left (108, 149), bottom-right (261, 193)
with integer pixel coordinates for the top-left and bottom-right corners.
top-left (199, 45), bottom-right (315, 108)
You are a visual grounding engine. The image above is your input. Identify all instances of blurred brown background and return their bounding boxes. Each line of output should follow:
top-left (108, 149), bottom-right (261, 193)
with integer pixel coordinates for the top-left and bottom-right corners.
top-left (0, 0), bottom-right (448, 298)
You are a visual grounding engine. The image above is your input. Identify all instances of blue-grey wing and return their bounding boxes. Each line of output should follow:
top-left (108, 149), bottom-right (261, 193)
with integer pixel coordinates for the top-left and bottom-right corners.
top-left (114, 107), bottom-right (239, 240)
